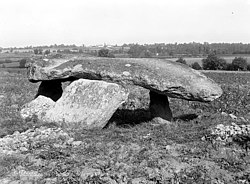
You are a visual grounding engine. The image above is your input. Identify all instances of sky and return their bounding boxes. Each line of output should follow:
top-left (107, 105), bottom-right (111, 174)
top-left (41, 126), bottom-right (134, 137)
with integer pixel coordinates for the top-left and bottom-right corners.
top-left (0, 0), bottom-right (250, 48)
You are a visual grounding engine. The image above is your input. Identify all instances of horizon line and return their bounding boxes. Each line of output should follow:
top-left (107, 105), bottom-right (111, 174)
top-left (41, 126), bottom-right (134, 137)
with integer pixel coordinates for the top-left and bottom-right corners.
top-left (1, 41), bottom-right (250, 49)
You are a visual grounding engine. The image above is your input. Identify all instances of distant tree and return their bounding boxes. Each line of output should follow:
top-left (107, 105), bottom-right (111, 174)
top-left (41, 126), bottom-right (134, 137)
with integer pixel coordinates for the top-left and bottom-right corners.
top-left (232, 57), bottom-right (247, 71)
top-left (44, 49), bottom-right (50, 55)
top-left (34, 49), bottom-right (39, 54)
top-left (19, 59), bottom-right (26, 68)
top-left (191, 62), bottom-right (202, 70)
top-left (138, 50), bottom-right (152, 58)
top-left (98, 49), bottom-right (114, 58)
top-left (62, 49), bottom-right (71, 54)
top-left (176, 57), bottom-right (187, 65)
top-left (202, 53), bottom-right (227, 70)
top-left (128, 44), bottom-right (146, 58)
top-left (225, 63), bottom-right (234, 71)
top-left (247, 64), bottom-right (250, 71)
top-left (38, 49), bottom-right (43, 54)
top-left (2, 64), bottom-right (5, 68)
top-left (34, 48), bottom-right (43, 54)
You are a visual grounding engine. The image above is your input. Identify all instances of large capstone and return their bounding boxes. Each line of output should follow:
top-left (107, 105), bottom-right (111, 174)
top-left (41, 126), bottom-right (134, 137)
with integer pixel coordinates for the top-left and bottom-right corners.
top-left (27, 55), bottom-right (222, 102)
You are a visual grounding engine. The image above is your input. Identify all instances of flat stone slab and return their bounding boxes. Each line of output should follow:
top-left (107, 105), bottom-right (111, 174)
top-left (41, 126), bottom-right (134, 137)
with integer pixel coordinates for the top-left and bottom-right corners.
top-left (27, 55), bottom-right (222, 102)
top-left (21, 79), bottom-right (128, 129)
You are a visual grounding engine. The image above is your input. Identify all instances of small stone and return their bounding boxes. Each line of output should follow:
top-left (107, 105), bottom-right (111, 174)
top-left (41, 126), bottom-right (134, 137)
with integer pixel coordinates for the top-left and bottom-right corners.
top-left (19, 147), bottom-right (28, 152)
top-left (122, 71), bottom-right (130, 76)
top-left (80, 167), bottom-right (102, 181)
top-left (125, 64), bottom-right (131, 67)
top-left (20, 96), bottom-right (55, 120)
top-left (66, 138), bottom-right (74, 145)
top-left (221, 112), bottom-right (228, 116)
top-left (11, 104), bottom-right (19, 109)
top-left (229, 114), bottom-right (237, 120)
top-left (152, 117), bottom-right (171, 125)
top-left (72, 141), bottom-right (82, 147)
top-left (240, 117), bottom-right (247, 122)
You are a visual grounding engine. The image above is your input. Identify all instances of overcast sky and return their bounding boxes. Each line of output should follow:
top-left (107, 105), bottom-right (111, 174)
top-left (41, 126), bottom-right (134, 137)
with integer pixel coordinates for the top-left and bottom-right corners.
top-left (0, 0), bottom-right (250, 47)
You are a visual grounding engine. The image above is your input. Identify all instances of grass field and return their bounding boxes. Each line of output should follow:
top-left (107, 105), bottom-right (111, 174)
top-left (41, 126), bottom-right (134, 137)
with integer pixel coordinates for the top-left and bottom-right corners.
top-left (0, 53), bottom-right (32, 68)
top-left (0, 68), bottom-right (250, 183)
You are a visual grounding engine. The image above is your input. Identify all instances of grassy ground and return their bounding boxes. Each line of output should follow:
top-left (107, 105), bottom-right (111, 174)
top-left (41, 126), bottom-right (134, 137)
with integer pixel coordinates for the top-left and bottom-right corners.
top-left (0, 68), bottom-right (250, 183)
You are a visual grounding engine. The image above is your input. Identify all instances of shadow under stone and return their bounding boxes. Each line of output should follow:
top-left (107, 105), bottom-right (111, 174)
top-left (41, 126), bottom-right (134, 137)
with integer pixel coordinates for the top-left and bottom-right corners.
top-left (106, 108), bottom-right (152, 128)
top-left (107, 109), bottom-right (199, 128)
top-left (173, 113), bottom-right (198, 121)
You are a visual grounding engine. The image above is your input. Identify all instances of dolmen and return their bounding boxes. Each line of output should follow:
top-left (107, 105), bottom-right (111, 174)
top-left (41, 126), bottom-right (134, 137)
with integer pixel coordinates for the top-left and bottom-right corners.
top-left (21, 54), bottom-right (223, 129)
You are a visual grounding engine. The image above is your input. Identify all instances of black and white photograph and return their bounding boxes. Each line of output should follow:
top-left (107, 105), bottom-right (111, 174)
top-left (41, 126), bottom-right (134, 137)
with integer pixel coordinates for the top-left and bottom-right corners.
top-left (0, 0), bottom-right (250, 183)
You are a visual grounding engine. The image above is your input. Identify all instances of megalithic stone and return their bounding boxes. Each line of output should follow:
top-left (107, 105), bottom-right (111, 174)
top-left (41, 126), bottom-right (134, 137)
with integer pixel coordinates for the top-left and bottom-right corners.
top-left (26, 55), bottom-right (223, 122)
top-left (21, 79), bottom-right (129, 129)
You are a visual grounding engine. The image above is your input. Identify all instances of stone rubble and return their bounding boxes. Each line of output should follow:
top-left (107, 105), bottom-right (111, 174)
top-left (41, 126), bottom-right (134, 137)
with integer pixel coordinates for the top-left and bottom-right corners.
top-left (209, 122), bottom-right (250, 143)
top-left (0, 126), bottom-right (82, 155)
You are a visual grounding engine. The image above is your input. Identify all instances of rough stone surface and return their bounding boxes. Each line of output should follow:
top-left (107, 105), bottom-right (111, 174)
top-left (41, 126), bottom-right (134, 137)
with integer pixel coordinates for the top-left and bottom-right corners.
top-left (20, 95), bottom-right (55, 120)
top-left (27, 55), bottom-right (222, 102)
top-left (44, 79), bottom-right (128, 129)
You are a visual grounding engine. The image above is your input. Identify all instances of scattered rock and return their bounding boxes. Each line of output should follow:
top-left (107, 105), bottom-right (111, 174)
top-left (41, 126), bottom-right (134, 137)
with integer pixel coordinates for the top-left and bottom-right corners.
top-left (239, 117), bottom-right (247, 122)
top-left (80, 167), bottom-right (102, 181)
top-left (229, 113), bottom-right (237, 120)
top-left (221, 112), bottom-right (228, 116)
top-left (20, 95), bottom-right (55, 120)
top-left (71, 141), bottom-right (82, 147)
top-left (0, 95), bottom-right (5, 103)
top-left (0, 126), bottom-right (72, 154)
top-left (209, 122), bottom-right (250, 144)
top-left (10, 104), bottom-right (19, 109)
top-left (151, 117), bottom-right (172, 126)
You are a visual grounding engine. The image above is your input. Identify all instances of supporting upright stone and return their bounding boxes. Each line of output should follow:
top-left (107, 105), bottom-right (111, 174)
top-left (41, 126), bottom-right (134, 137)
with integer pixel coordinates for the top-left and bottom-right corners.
top-left (44, 79), bottom-right (128, 129)
top-left (35, 80), bottom-right (63, 101)
top-left (149, 91), bottom-right (173, 121)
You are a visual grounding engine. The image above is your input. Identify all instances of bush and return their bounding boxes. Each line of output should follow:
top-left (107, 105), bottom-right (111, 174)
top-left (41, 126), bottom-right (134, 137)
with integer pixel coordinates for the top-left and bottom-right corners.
top-left (176, 57), bottom-right (187, 65)
top-left (202, 53), bottom-right (227, 70)
top-left (191, 62), bottom-right (202, 70)
top-left (225, 63), bottom-right (234, 71)
top-left (44, 50), bottom-right (50, 55)
top-left (34, 49), bottom-right (43, 55)
top-left (98, 49), bottom-right (114, 58)
top-left (19, 59), bottom-right (26, 68)
top-left (232, 57), bottom-right (247, 71)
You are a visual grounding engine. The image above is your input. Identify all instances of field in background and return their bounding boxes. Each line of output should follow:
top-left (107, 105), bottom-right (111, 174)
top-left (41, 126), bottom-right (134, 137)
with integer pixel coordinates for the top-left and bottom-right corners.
top-left (0, 53), bottom-right (31, 62)
top-left (1, 52), bottom-right (250, 68)
top-left (168, 55), bottom-right (250, 65)
top-left (0, 53), bottom-right (32, 68)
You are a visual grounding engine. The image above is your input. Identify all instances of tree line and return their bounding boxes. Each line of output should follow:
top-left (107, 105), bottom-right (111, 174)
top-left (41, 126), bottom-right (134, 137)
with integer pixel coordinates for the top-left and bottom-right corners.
top-left (176, 53), bottom-right (249, 71)
top-left (123, 42), bottom-right (250, 58)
